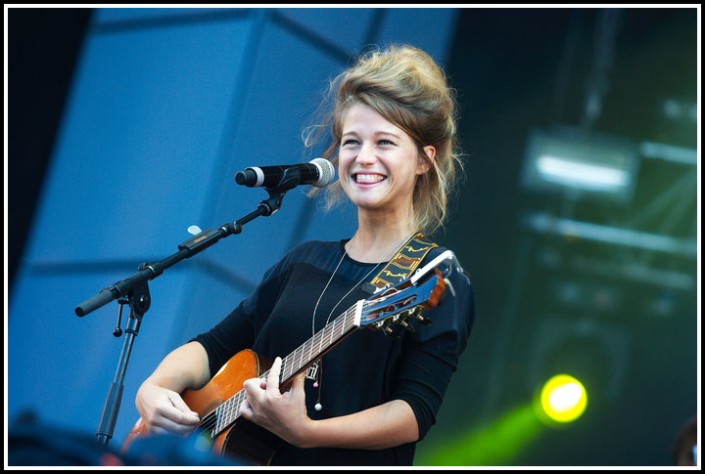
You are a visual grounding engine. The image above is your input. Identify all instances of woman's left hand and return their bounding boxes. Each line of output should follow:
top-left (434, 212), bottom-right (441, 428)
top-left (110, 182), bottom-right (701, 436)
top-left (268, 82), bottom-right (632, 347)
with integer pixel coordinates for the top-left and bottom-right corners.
top-left (239, 356), bottom-right (312, 447)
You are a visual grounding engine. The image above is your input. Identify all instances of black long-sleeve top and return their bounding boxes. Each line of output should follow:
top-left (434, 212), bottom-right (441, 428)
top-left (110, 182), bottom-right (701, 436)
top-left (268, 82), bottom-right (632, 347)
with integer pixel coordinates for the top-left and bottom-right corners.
top-left (192, 239), bottom-right (475, 466)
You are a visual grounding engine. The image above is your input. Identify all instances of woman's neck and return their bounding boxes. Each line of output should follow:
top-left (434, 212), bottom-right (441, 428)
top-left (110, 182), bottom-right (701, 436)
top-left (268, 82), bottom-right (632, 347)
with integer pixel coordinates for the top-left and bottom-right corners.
top-left (345, 225), bottom-right (417, 264)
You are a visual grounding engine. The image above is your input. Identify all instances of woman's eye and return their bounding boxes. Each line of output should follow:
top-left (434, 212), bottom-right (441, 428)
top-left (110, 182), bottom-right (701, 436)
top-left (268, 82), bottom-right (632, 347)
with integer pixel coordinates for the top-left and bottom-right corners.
top-left (342, 139), bottom-right (359, 146)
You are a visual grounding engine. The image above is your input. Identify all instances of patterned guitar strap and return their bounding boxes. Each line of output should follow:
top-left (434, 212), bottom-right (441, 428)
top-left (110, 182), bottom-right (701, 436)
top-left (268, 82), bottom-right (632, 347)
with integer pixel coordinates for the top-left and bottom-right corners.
top-left (363, 231), bottom-right (438, 293)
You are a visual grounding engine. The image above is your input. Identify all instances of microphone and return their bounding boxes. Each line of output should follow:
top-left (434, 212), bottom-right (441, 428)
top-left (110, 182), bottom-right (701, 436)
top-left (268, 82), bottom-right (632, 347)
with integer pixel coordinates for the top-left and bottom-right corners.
top-left (234, 158), bottom-right (335, 188)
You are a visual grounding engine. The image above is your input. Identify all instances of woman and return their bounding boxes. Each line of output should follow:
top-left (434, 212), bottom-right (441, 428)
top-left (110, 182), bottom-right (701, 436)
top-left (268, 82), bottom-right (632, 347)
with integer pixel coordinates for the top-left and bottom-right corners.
top-left (133, 43), bottom-right (475, 466)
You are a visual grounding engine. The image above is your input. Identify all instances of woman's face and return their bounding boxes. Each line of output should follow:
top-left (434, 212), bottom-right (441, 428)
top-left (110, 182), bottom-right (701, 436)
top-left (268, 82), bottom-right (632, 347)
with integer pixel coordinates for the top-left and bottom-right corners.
top-left (337, 103), bottom-right (433, 219)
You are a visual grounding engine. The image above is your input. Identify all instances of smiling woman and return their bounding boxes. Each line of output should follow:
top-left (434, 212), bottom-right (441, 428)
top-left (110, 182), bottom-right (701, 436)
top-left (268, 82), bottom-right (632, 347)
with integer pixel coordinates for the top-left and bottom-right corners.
top-left (336, 103), bottom-right (428, 253)
top-left (131, 43), bottom-right (475, 466)
top-left (316, 44), bottom-right (464, 240)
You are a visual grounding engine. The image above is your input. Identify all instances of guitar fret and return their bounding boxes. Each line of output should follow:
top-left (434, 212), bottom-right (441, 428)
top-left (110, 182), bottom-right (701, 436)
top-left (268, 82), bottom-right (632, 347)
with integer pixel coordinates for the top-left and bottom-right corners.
top-left (329, 319), bottom-right (337, 346)
top-left (300, 340), bottom-right (307, 374)
top-left (284, 347), bottom-right (294, 381)
top-left (231, 393), bottom-right (238, 427)
top-left (227, 397), bottom-right (235, 429)
top-left (328, 317), bottom-right (334, 347)
top-left (317, 322), bottom-right (324, 362)
top-left (295, 347), bottom-right (303, 380)
top-left (302, 336), bottom-right (311, 372)
top-left (215, 406), bottom-right (222, 434)
top-left (321, 325), bottom-right (330, 358)
top-left (281, 355), bottom-right (288, 382)
top-left (342, 308), bottom-right (350, 333)
top-left (226, 397), bottom-right (234, 431)
top-left (338, 312), bottom-right (345, 336)
top-left (218, 391), bottom-right (237, 435)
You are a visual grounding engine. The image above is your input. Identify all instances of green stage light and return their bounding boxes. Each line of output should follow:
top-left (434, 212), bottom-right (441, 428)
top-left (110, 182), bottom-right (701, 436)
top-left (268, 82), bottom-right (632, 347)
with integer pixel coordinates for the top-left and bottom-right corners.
top-left (536, 374), bottom-right (588, 426)
top-left (414, 404), bottom-right (543, 466)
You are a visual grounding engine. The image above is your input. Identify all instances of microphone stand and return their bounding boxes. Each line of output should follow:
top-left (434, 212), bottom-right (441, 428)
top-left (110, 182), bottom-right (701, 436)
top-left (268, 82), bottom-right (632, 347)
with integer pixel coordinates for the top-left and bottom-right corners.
top-left (75, 184), bottom-right (292, 447)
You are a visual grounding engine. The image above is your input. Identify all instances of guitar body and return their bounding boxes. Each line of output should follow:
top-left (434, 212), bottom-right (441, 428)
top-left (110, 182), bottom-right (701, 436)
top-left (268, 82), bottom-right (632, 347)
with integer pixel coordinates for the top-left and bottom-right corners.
top-left (123, 349), bottom-right (283, 466)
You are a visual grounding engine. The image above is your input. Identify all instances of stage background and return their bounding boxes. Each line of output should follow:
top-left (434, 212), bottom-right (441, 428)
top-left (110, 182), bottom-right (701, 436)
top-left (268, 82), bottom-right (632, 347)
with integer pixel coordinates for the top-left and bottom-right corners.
top-left (7, 6), bottom-right (699, 467)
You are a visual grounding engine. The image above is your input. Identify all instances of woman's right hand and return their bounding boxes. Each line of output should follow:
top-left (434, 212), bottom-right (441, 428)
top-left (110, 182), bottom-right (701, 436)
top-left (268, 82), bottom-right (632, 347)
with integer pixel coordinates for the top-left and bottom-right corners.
top-left (135, 382), bottom-right (201, 435)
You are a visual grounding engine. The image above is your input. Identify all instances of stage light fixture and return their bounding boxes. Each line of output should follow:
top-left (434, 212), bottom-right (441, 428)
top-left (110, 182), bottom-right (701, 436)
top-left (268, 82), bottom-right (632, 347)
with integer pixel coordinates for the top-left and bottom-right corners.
top-left (522, 126), bottom-right (639, 205)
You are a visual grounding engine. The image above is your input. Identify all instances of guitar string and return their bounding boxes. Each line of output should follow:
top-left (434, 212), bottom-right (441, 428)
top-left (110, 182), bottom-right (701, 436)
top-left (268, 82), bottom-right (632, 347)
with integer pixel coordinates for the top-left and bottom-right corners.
top-left (201, 237), bottom-right (413, 432)
top-left (201, 295), bottom-right (380, 436)
top-left (200, 235), bottom-right (418, 434)
top-left (198, 296), bottom-right (397, 436)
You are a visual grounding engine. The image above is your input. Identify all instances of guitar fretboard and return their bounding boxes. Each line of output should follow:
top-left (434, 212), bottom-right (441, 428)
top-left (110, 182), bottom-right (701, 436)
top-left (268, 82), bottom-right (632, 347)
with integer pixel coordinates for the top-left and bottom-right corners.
top-left (210, 300), bottom-right (364, 436)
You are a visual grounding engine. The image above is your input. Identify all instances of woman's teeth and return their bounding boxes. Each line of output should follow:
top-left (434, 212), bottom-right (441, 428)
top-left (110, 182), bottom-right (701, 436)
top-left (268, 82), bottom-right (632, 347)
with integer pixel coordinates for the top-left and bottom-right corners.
top-left (354, 173), bottom-right (386, 183)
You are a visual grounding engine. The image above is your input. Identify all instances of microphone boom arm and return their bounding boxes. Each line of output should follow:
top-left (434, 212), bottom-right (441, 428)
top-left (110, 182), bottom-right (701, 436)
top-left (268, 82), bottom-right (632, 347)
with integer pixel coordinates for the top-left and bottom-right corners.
top-left (75, 184), bottom-right (289, 447)
top-left (75, 186), bottom-right (287, 317)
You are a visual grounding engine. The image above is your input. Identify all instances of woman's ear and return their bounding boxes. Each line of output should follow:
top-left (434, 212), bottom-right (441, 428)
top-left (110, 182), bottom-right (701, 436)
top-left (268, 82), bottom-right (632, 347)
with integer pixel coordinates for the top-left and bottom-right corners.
top-left (417, 145), bottom-right (436, 175)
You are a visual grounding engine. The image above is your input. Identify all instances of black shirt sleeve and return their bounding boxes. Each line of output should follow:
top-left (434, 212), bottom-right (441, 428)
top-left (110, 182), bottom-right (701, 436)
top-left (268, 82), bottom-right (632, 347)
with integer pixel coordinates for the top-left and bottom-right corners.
top-left (390, 249), bottom-right (475, 440)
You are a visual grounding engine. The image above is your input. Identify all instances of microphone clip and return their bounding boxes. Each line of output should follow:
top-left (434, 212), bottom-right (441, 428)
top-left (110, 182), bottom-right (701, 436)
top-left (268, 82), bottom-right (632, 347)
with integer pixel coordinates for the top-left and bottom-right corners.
top-left (258, 186), bottom-right (288, 216)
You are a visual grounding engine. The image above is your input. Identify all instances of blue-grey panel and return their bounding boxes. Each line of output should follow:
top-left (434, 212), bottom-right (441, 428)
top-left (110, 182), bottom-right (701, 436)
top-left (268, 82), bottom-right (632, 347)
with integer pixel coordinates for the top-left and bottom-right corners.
top-left (274, 7), bottom-right (376, 57)
top-left (193, 17), bottom-right (358, 287)
top-left (166, 266), bottom-right (251, 356)
top-left (93, 7), bottom-right (244, 24)
top-left (7, 267), bottom-right (192, 442)
top-left (377, 8), bottom-right (459, 65)
top-left (24, 17), bottom-right (252, 263)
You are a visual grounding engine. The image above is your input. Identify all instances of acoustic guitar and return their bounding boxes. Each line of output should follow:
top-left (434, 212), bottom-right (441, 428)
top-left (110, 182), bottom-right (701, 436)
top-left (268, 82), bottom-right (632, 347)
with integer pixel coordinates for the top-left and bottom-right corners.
top-left (122, 250), bottom-right (458, 465)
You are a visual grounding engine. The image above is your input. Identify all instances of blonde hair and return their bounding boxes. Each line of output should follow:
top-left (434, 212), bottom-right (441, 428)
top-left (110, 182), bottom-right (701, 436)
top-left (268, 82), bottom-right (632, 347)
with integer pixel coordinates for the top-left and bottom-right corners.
top-left (306, 44), bottom-right (463, 234)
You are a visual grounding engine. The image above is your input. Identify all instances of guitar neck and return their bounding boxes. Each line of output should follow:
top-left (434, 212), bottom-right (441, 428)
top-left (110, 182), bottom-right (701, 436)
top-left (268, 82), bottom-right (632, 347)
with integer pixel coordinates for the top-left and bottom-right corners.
top-left (211, 300), bottom-right (363, 436)
top-left (280, 299), bottom-right (363, 383)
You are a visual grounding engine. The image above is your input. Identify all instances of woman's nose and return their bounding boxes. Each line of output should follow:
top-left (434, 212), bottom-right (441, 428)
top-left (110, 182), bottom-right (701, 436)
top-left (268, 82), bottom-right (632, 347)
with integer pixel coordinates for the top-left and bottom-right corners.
top-left (355, 143), bottom-right (377, 165)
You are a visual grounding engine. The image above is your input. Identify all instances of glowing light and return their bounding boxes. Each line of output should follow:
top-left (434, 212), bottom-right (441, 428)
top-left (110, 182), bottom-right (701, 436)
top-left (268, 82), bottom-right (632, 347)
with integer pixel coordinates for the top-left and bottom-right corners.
top-left (521, 127), bottom-right (638, 204)
top-left (537, 374), bottom-right (588, 425)
top-left (536, 155), bottom-right (629, 191)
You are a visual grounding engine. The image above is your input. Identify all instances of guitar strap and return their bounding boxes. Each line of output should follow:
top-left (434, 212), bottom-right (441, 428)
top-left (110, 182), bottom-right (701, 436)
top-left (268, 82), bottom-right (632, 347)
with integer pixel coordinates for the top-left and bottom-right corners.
top-left (365, 231), bottom-right (438, 292)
